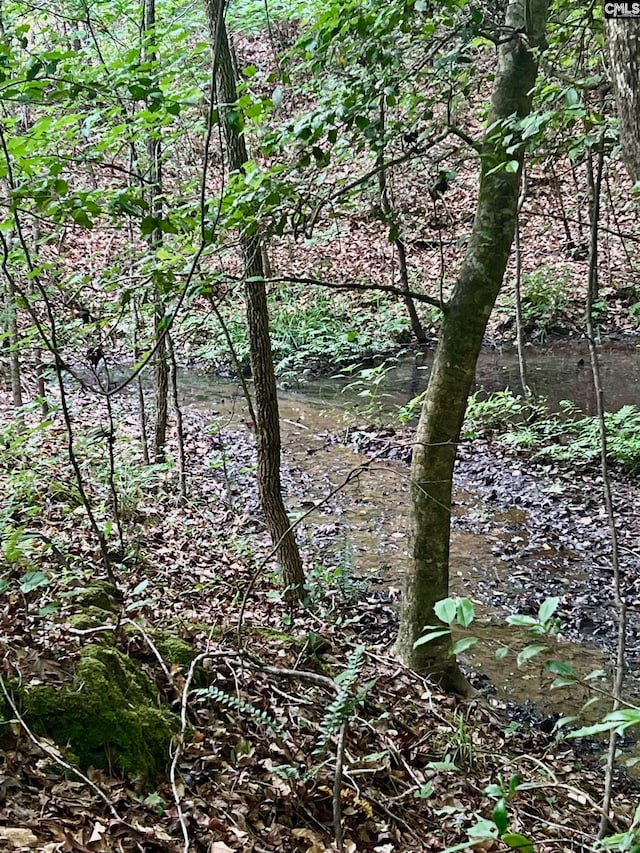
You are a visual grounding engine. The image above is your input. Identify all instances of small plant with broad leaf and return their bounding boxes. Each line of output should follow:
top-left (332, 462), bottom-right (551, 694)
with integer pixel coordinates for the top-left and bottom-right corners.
top-left (413, 596), bottom-right (477, 656)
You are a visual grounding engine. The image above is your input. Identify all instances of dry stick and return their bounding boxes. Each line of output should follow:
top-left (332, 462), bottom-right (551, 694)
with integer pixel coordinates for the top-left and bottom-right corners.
top-left (333, 720), bottom-right (348, 852)
top-left (255, 273), bottom-right (443, 309)
top-left (167, 333), bottom-right (187, 502)
top-left (376, 95), bottom-right (426, 343)
top-left (104, 378), bottom-right (125, 555)
top-left (585, 141), bottom-right (627, 839)
top-left (0, 673), bottom-right (120, 820)
top-left (170, 650), bottom-right (210, 853)
top-left (132, 297), bottom-right (150, 464)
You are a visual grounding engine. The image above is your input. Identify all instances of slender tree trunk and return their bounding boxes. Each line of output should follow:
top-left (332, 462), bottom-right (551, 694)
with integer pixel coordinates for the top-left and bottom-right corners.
top-left (0, 185), bottom-right (23, 414)
top-left (395, 0), bottom-right (549, 690)
top-left (377, 98), bottom-right (426, 344)
top-left (143, 0), bottom-right (168, 463)
top-left (203, 0), bottom-right (305, 598)
top-left (167, 333), bottom-right (186, 502)
top-left (3, 261), bottom-right (23, 412)
top-left (513, 173), bottom-right (530, 396)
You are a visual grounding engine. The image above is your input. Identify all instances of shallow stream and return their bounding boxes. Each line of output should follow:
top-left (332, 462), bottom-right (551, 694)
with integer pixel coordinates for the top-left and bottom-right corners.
top-left (180, 340), bottom-right (640, 734)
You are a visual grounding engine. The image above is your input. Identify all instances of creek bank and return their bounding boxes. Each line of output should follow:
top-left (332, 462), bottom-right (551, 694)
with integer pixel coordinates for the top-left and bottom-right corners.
top-left (184, 369), bottom-right (640, 727)
top-left (2, 387), bottom-right (637, 849)
top-left (337, 424), bottom-right (640, 668)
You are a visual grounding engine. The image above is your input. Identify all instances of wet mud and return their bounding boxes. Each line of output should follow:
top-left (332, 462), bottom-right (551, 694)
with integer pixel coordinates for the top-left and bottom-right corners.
top-left (179, 344), bottom-right (640, 734)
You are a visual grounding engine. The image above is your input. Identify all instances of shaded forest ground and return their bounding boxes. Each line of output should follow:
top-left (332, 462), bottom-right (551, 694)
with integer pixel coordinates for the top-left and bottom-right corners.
top-left (2, 382), bottom-right (639, 851)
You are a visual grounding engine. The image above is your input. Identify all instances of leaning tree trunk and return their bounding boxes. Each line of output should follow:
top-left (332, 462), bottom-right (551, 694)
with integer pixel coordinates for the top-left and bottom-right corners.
top-left (395, 0), bottom-right (549, 691)
top-left (203, 0), bottom-right (305, 599)
top-left (606, 20), bottom-right (640, 183)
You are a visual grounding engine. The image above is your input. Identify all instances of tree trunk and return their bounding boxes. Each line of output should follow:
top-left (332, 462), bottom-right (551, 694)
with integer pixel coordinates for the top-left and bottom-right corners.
top-left (395, 0), bottom-right (549, 690)
top-left (377, 98), bottom-right (426, 344)
top-left (606, 20), bottom-right (640, 183)
top-left (144, 0), bottom-right (168, 464)
top-left (203, 0), bottom-right (305, 598)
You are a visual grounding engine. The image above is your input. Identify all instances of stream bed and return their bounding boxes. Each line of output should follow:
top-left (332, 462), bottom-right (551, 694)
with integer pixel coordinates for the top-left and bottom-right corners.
top-left (179, 340), bottom-right (640, 742)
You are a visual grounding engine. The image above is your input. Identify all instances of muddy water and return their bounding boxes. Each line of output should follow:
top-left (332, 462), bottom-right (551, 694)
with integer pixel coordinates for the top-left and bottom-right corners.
top-left (179, 341), bottom-right (639, 725)
top-left (292, 340), bottom-right (640, 416)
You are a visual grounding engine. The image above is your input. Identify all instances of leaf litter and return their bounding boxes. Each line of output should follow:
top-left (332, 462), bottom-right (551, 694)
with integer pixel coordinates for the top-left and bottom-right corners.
top-left (1, 382), bottom-right (637, 852)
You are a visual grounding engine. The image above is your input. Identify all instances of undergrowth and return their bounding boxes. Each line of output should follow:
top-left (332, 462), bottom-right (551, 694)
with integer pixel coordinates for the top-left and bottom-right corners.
top-left (462, 388), bottom-right (640, 472)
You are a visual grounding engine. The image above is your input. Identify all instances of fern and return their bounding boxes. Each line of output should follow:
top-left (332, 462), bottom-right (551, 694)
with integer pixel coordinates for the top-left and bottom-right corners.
top-left (314, 644), bottom-right (369, 756)
top-left (194, 685), bottom-right (282, 733)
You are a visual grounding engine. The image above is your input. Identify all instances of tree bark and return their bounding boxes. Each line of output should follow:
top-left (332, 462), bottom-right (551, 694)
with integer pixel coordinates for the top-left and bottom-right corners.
top-left (395, 0), bottom-right (549, 690)
top-left (203, 0), bottom-right (305, 598)
top-left (144, 0), bottom-right (169, 464)
top-left (606, 20), bottom-right (640, 183)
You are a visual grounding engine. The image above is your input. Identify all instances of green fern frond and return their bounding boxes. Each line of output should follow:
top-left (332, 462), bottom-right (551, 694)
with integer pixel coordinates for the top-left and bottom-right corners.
top-left (314, 644), bottom-right (366, 756)
top-left (194, 685), bottom-right (282, 733)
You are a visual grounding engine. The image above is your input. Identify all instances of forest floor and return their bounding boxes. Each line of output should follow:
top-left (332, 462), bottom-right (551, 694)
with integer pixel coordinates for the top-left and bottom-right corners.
top-left (2, 379), bottom-right (640, 852)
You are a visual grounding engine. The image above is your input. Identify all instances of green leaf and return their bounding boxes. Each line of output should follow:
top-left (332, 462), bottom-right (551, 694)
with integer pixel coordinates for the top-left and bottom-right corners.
top-left (140, 215), bottom-right (160, 235)
top-left (506, 614), bottom-right (539, 627)
top-left (20, 571), bottom-right (50, 593)
top-left (468, 816), bottom-right (498, 839)
top-left (434, 597), bottom-right (457, 624)
top-left (585, 669), bottom-right (606, 681)
top-left (545, 660), bottom-right (574, 677)
top-left (413, 782), bottom-right (434, 799)
top-left (564, 87), bottom-right (579, 107)
top-left (501, 832), bottom-right (534, 853)
top-left (426, 758), bottom-right (459, 772)
top-left (451, 637), bottom-right (477, 655)
top-left (505, 160), bottom-right (520, 174)
top-left (517, 644), bottom-right (547, 666)
top-left (492, 798), bottom-right (508, 835)
top-left (413, 629), bottom-right (450, 648)
top-left (456, 597), bottom-right (475, 627)
top-left (538, 596), bottom-right (560, 624)
top-left (495, 647), bottom-right (509, 660)
top-left (551, 676), bottom-right (576, 689)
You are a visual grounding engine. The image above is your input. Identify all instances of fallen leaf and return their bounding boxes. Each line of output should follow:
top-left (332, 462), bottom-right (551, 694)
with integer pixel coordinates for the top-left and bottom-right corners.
top-left (0, 827), bottom-right (40, 847)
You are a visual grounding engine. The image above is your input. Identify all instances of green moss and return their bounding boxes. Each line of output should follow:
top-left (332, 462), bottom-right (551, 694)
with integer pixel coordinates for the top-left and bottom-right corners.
top-left (68, 605), bottom-right (116, 630)
top-left (152, 633), bottom-right (196, 668)
top-left (22, 645), bottom-right (174, 781)
top-left (249, 626), bottom-right (296, 645)
top-left (77, 581), bottom-right (122, 612)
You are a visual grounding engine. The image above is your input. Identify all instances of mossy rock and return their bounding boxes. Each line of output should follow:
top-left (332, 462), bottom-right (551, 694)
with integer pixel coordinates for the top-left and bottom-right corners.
top-left (76, 580), bottom-right (122, 612)
top-left (68, 605), bottom-right (117, 630)
top-left (22, 645), bottom-right (174, 781)
top-left (152, 632), bottom-right (196, 668)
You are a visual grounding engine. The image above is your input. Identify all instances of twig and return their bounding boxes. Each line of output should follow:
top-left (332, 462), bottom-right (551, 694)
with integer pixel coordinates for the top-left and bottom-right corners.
top-left (333, 720), bottom-right (347, 852)
top-left (246, 659), bottom-right (338, 694)
top-left (261, 274), bottom-right (443, 309)
top-left (170, 650), bottom-right (210, 853)
top-left (585, 135), bottom-right (627, 839)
